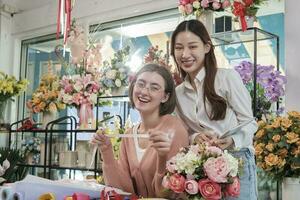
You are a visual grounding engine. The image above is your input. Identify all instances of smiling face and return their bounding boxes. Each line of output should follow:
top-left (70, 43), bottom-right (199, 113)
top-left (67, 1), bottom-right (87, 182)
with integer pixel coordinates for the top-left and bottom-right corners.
top-left (132, 71), bottom-right (169, 116)
top-left (174, 31), bottom-right (210, 80)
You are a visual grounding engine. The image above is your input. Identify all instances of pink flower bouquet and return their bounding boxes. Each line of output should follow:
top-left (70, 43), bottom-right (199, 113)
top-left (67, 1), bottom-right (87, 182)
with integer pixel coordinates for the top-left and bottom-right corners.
top-left (163, 144), bottom-right (243, 200)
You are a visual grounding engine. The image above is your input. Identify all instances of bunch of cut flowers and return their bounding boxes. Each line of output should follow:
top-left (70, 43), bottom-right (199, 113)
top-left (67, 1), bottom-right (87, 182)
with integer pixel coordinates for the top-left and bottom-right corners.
top-left (27, 72), bottom-right (65, 114)
top-left (234, 61), bottom-right (286, 120)
top-left (162, 143), bottom-right (243, 200)
top-left (100, 46), bottom-right (131, 95)
top-left (254, 111), bottom-right (300, 181)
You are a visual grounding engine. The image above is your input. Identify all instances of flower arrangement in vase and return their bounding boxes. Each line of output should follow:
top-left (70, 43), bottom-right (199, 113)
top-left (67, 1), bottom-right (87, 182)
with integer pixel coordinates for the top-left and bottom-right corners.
top-left (162, 144), bottom-right (243, 199)
top-left (100, 46), bottom-right (131, 96)
top-left (234, 61), bottom-right (286, 120)
top-left (254, 111), bottom-right (300, 181)
top-left (57, 20), bottom-right (104, 129)
top-left (0, 71), bottom-right (28, 126)
top-left (143, 46), bottom-right (182, 86)
top-left (26, 70), bottom-right (66, 127)
top-left (59, 73), bottom-right (101, 129)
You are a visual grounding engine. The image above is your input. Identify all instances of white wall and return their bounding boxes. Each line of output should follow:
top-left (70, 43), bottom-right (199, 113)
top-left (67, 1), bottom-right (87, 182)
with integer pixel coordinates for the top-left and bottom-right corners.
top-left (285, 0), bottom-right (300, 111)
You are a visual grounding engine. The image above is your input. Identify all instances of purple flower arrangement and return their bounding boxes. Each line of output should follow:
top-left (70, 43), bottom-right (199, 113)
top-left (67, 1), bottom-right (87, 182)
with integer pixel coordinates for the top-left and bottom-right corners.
top-left (234, 61), bottom-right (286, 118)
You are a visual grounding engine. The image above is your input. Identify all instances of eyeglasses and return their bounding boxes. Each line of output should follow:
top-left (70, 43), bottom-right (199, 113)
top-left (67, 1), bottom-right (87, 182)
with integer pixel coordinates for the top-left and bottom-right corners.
top-left (134, 81), bottom-right (163, 94)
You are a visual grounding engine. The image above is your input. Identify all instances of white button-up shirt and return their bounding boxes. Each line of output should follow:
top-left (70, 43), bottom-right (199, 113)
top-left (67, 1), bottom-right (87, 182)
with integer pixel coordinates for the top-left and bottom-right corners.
top-left (175, 67), bottom-right (258, 150)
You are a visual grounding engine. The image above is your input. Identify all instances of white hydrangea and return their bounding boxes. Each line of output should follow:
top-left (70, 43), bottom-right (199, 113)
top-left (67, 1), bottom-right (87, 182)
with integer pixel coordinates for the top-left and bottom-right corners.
top-left (223, 151), bottom-right (239, 177)
top-left (175, 151), bottom-right (199, 175)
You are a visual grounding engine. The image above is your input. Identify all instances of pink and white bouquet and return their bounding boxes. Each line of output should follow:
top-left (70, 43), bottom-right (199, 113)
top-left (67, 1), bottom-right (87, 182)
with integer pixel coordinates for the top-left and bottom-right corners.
top-left (163, 144), bottom-right (243, 200)
top-left (178, 0), bottom-right (231, 17)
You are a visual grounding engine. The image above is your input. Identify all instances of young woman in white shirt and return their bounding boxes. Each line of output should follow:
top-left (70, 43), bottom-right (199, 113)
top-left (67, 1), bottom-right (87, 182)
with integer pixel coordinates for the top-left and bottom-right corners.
top-left (171, 19), bottom-right (258, 200)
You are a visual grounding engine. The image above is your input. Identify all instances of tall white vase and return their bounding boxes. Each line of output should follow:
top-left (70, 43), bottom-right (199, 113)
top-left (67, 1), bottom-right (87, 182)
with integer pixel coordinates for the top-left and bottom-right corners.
top-left (42, 111), bottom-right (56, 129)
top-left (282, 177), bottom-right (300, 200)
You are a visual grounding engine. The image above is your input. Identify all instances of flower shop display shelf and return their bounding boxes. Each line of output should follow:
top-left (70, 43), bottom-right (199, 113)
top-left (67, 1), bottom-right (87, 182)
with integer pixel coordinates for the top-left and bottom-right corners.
top-left (8, 116), bottom-right (101, 180)
top-left (211, 27), bottom-right (280, 118)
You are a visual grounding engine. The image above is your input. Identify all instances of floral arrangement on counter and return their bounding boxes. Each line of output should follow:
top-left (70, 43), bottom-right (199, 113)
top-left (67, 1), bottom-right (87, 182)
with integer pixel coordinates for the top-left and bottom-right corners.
top-left (162, 144), bottom-right (243, 199)
top-left (26, 72), bottom-right (65, 114)
top-left (178, 0), bottom-right (231, 17)
top-left (0, 71), bottom-right (28, 102)
top-left (254, 111), bottom-right (300, 181)
top-left (100, 46), bottom-right (131, 96)
top-left (234, 61), bottom-right (286, 120)
top-left (143, 46), bottom-right (182, 86)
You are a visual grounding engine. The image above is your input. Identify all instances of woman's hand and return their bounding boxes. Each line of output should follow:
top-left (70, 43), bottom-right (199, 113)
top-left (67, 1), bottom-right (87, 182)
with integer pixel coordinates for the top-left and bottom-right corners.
top-left (194, 130), bottom-right (218, 145)
top-left (213, 137), bottom-right (234, 150)
top-left (149, 129), bottom-right (174, 157)
top-left (90, 129), bottom-right (112, 152)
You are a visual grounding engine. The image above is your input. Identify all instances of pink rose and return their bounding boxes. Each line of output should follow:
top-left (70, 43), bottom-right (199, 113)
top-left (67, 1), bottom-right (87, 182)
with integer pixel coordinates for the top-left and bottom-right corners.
top-left (222, 0), bottom-right (231, 8)
top-left (162, 176), bottom-right (170, 189)
top-left (185, 180), bottom-right (198, 195)
top-left (225, 177), bottom-right (241, 197)
top-left (203, 156), bottom-right (230, 183)
top-left (185, 4), bottom-right (193, 14)
top-left (198, 179), bottom-right (222, 200)
top-left (206, 146), bottom-right (222, 156)
top-left (179, 0), bottom-right (191, 5)
top-left (168, 174), bottom-right (186, 193)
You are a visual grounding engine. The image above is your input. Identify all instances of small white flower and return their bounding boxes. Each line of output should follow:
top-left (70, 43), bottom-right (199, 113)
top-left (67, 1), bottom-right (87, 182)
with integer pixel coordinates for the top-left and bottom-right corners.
top-left (223, 151), bottom-right (239, 177)
top-left (2, 159), bottom-right (10, 170)
top-left (115, 79), bottom-right (122, 87)
top-left (193, 1), bottom-right (200, 9)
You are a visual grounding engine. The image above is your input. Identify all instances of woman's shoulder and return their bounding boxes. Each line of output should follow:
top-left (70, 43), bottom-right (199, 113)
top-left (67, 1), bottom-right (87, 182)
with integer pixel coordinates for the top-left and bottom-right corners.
top-left (216, 68), bottom-right (242, 83)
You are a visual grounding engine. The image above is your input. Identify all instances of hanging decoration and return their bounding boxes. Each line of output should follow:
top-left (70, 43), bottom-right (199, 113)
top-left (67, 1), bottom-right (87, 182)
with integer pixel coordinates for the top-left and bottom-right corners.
top-left (56, 0), bottom-right (75, 44)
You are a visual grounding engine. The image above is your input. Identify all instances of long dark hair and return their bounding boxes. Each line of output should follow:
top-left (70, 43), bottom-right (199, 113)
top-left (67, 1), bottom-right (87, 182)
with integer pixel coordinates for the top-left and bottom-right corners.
top-left (171, 19), bottom-right (227, 120)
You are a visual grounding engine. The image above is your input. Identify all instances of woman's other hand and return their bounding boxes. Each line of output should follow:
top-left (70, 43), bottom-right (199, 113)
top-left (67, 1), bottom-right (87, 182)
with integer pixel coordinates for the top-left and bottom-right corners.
top-left (213, 137), bottom-right (234, 150)
top-left (149, 129), bottom-right (174, 157)
top-left (194, 130), bottom-right (217, 145)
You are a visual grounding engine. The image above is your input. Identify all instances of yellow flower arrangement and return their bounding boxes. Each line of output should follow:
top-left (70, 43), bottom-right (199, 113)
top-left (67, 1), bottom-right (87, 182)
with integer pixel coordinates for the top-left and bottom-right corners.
top-left (254, 111), bottom-right (300, 181)
top-left (27, 73), bottom-right (65, 114)
top-left (0, 71), bottom-right (28, 101)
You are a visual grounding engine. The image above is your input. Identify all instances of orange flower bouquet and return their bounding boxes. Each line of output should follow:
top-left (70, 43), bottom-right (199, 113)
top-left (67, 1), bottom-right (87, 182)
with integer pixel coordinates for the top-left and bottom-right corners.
top-left (254, 111), bottom-right (300, 181)
top-left (27, 73), bottom-right (65, 114)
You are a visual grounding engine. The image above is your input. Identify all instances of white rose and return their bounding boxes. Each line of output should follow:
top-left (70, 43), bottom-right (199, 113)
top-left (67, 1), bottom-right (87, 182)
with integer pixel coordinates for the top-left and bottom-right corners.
top-left (223, 151), bottom-right (239, 177)
top-left (115, 79), bottom-right (122, 87)
top-left (193, 1), bottom-right (200, 9)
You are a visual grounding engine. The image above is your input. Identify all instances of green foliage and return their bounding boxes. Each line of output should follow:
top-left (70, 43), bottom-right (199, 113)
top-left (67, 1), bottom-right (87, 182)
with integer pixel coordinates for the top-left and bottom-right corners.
top-left (0, 147), bottom-right (28, 184)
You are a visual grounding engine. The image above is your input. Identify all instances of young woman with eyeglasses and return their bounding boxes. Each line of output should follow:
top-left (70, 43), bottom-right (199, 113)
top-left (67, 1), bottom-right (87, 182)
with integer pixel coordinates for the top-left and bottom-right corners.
top-left (91, 63), bottom-right (189, 198)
